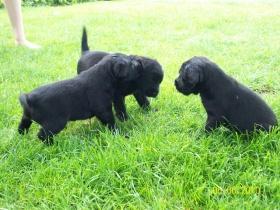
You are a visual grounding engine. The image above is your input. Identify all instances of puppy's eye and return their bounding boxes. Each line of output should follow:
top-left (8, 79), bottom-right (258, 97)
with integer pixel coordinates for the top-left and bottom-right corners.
top-left (182, 73), bottom-right (188, 81)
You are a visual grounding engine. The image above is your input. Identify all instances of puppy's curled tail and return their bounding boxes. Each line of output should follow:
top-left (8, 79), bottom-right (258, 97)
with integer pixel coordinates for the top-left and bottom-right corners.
top-left (19, 93), bottom-right (32, 115)
top-left (81, 26), bottom-right (90, 54)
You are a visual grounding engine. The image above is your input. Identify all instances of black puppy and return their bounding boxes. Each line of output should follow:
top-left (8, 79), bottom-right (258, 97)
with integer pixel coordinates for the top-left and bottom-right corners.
top-left (77, 27), bottom-right (164, 121)
top-left (175, 56), bottom-right (277, 133)
top-left (18, 54), bottom-right (141, 144)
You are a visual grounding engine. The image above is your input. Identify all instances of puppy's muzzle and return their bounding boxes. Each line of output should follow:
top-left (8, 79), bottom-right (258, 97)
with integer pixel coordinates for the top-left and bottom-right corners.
top-left (175, 79), bottom-right (193, 95)
top-left (175, 79), bottom-right (182, 91)
top-left (175, 79), bottom-right (179, 88)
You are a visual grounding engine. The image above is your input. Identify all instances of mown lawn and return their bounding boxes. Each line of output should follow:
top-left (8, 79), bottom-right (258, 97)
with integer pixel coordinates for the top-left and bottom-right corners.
top-left (0, 0), bottom-right (280, 209)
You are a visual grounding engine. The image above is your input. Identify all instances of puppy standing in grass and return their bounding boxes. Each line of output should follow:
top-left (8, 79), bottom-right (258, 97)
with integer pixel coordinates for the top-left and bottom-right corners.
top-left (18, 54), bottom-right (142, 145)
top-left (175, 56), bottom-right (277, 133)
top-left (77, 27), bottom-right (164, 121)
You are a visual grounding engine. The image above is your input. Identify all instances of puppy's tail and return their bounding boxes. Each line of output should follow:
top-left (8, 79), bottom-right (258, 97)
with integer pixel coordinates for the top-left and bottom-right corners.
top-left (81, 26), bottom-right (90, 54)
top-left (19, 93), bottom-right (32, 116)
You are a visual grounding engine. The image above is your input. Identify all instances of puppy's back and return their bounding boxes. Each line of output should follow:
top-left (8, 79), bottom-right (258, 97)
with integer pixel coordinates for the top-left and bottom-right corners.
top-left (227, 80), bottom-right (277, 131)
top-left (77, 51), bottom-right (109, 74)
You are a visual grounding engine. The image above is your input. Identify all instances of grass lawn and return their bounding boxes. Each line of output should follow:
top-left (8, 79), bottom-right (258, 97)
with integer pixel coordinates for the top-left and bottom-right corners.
top-left (0, 0), bottom-right (280, 208)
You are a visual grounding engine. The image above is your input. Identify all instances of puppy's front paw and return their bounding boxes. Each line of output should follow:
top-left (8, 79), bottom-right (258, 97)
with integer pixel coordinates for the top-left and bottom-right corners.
top-left (44, 138), bottom-right (54, 146)
top-left (18, 118), bottom-right (32, 135)
top-left (204, 125), bottom-right (214, 133)
top-left (116, 113), bottom-right (129, 122)
top-left (37, 129), bottom-right (54, 145)
top-left (18, 127), bottom-right (26, 135)
top-left (205, 121), bottom-right (221, 133)
top-left (140, 103), bottom-right (151, 111)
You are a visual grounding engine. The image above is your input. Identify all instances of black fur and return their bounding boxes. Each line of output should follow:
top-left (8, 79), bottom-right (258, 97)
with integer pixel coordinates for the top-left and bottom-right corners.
top-left (77, 27), bottom-right (164, 121)
top-left (18, 54), bottom-right (141, 144)
top-left (81, 26), bottom-right (89, 53)
top-left (175, 56), bottom-right (278, 133)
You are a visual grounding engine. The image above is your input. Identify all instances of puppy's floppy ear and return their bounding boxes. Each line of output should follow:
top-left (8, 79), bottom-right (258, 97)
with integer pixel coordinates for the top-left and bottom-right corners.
top-left (127, 58), bottom-right (142, 81)
top-left (113, 61), bottom-right (129, 79)
top-left (131, 58), bottom-right (142, 70)
top-left (112, 55), bottom-right (143, 81)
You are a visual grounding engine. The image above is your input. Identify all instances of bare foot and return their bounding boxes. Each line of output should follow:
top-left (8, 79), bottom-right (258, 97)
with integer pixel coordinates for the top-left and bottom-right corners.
top-left (16, 40), bottom-right (41, 49)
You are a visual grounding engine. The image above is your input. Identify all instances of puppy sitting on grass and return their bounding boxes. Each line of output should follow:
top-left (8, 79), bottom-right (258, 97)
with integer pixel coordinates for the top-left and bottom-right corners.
top-left (18, 54), bottom-right (141, 145)
top-left (77, 27), bottom-right (164, 121)
top-left (175, 56), bottom-right (277, 133)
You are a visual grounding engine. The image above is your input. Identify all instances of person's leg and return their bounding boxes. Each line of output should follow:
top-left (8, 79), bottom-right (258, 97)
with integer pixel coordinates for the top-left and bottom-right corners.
top-left (4, 0), bottom-right (41, 49)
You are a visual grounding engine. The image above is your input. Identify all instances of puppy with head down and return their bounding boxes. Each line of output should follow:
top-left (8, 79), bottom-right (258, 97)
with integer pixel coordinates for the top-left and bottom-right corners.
top-left (77, 27), bottom-right (164, 121)
top-left (175, 56), bottom-right (277, 133)
top-left (18, 54), bottom-right (141, 145)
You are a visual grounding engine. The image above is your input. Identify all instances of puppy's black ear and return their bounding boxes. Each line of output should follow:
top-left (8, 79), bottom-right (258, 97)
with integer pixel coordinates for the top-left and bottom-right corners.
top-left (127, 59), bottom-right (142, 81)
top-left (113, 62), bottom-right (129, 79)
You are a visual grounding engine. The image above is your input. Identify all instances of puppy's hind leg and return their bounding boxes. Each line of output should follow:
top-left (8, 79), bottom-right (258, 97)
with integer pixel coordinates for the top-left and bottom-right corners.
top-left (18, 114), bottom-right (32, 135)
top-left (37, 120), bottom-right (67, 145)
top-left (205, 116), bottom-right (221, 132)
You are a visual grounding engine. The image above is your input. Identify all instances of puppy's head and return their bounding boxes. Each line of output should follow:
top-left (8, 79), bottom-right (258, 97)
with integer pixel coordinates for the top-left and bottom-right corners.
top-left (110, 54), bottom-right (141, 82)
top-left (175, 56), bottom-right (206, 95)
top-left (133, 56), bottom-right (164, 98)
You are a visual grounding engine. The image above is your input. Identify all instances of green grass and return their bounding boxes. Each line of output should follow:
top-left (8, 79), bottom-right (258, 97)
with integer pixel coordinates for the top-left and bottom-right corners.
top-left (0, 0), bottom-right (280, 208)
